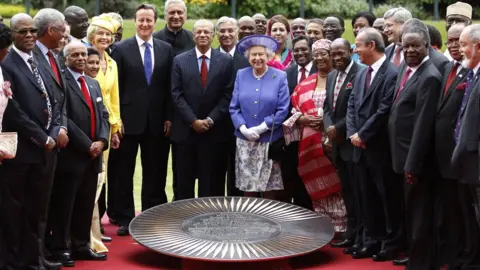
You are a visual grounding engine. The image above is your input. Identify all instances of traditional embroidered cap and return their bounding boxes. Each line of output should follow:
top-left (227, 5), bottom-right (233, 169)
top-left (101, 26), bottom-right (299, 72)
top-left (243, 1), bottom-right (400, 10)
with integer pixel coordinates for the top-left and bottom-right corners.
top-left (446, 2), bottom-right (472, 19)
top-left (237, 34), bottom-right (278, 55)
top-left (312, 39), bottom-right (332, 52)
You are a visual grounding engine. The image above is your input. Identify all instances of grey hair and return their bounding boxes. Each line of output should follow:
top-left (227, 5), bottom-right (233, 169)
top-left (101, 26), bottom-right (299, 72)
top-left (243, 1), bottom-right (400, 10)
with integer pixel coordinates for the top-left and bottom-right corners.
top-left (243, 46), bottom-right (274, 58)
top-left (402, 18), bottom-right (430, 46)
top-left (34, 8), bottom-right (65, 37)
top-left (193, 19), bottom-right (214, 33)
top-left (383, 7), bottom-right (412, 25)
top-left (215, 16), bottom-right (237, 32)
top-left (10, 13), bottom-right (33, 30)
top-left (63, 40), bottom-right (86, 57)
top-left (358, 27), bottom-right (385, 53)
top-left (164, 0), bottom-right (187, 16)
top-left (463, 24), bottom-right (480, 44)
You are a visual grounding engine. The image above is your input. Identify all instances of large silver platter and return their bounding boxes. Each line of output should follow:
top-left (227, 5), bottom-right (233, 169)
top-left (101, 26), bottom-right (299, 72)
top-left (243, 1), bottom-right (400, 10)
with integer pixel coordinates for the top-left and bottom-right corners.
top-left (130, 197), bottom-right (334, 262)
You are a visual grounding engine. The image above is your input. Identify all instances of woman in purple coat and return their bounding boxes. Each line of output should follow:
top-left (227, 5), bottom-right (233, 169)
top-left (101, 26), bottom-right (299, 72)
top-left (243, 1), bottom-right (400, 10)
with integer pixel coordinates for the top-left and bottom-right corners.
top-left (229, 35), bottom-right (290, 199)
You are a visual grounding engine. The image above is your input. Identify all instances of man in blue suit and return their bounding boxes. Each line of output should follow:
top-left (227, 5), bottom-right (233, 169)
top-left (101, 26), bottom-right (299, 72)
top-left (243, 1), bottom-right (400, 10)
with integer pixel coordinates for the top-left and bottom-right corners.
top-left (346, 28), bottom-right (401, 260)
top-left (171, 19), bottom-right (234, 200)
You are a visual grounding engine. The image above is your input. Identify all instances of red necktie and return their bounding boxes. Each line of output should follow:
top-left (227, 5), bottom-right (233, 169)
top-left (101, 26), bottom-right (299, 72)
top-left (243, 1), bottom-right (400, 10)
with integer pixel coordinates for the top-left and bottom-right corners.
top-left (200, 55), bottom-right (208, 88)
top-left (47, 51), bottom-right (62, 86)
top-left (444, 62), bottom-right (460, 96)
top-left (78, 76), bottom-right (96, 139)
top-left (392, 46), bottom-right (402, 67)
top-left (394, 68), bottom-right (412, 103)
top-left (299, 67), bottom-right (306, 83)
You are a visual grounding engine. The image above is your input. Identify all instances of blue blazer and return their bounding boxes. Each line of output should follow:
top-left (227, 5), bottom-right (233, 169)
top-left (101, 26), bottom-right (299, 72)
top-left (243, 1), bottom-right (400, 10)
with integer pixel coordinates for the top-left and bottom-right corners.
top-left (229, 67), bottom-right (290, 142)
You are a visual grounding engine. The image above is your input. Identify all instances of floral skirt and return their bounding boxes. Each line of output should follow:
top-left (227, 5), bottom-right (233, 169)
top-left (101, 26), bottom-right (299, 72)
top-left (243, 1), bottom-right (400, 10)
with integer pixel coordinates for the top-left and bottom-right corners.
top-left (235, 138), bottom-right (283, 192)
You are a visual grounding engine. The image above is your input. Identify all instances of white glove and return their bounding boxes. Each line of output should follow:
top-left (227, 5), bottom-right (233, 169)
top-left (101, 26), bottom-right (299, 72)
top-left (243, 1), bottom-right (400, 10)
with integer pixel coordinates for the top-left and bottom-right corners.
top-left (239, 125), bottom-right (260, 141)
top-left (249, 122), bottom-right (269, 136)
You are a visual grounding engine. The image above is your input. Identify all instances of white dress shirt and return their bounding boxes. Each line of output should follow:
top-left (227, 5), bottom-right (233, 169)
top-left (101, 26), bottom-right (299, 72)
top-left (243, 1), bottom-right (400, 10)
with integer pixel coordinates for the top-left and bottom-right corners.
top-left (297, 62), bottom-right (313, 83)
top-left (136, 34), bottom-right (155, 67)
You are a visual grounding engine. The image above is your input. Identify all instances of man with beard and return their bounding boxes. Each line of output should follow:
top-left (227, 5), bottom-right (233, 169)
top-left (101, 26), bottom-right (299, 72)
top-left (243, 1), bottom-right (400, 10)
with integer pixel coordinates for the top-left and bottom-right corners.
top-left (216, 16), bottom-right (248, 197)
top-left (237, 16), bottom-right (256, 40)
top-left (283, 35), bottom-right (318, 209)
top-left (388, 22), bottom-right (442, 269)
top-left (252, 13), bottom-right (267, 35)
top-left (444, 2), bottom-right (472, 61)
top-left (434, 23), bottom-right (471, 269)
top-left (291, 17), bottom-right (307, 38)
top-left (383, 7), bottom-right (412, 67)
top-left (346, 28), bottom-right (399, 260)
top-left (373, 18), bottom-right (390, 48)
top-left (0, 13), bottom-right (62, 270)
top-left (153, 0), bottom-right (194, 56)
top-left (451, 24), bottom-right (480, 269)
top-left (63, 6), bottom-right (89, 45)
top-left (323, 16), bottom-right (345, 42)
top-left (325, 38), bottom-right (363, 248)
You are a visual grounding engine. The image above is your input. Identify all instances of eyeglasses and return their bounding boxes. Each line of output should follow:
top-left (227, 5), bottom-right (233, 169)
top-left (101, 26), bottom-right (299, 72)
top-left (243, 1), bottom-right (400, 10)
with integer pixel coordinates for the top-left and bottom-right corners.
top-left (13, 28), bottom-right (38, 35)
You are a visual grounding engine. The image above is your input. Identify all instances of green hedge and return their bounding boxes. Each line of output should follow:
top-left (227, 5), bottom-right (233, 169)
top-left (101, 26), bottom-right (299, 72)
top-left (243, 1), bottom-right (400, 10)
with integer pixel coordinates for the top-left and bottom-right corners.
top-left (0, 4), bottom-right (38, 18)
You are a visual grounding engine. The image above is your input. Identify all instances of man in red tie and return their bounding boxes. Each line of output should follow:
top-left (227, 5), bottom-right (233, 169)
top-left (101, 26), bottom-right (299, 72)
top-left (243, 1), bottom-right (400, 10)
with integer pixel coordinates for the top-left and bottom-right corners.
top-left (47, 41), bottom-right (109, 266)
top-left (387, 20), bottom-right (442, 269)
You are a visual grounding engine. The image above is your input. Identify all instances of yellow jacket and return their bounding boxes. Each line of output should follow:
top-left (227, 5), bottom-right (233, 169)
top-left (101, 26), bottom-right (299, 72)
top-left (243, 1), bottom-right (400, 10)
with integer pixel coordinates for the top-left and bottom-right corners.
top-left (95, 51), bottom-right (121, 134)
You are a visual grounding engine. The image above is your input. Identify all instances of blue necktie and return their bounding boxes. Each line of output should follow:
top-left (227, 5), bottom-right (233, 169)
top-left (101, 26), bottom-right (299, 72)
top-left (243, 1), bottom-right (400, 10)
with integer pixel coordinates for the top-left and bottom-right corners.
top-left (454, 70), bottom-right (475, 144)
top-left (144, 42), bottom-right (152, 85)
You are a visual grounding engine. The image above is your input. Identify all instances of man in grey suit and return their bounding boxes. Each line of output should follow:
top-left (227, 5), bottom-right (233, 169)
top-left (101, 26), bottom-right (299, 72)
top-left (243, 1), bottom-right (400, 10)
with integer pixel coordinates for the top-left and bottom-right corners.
top-left (451, 24), bottom-right (480, 269)
top-left (171, 19), bottom-right (234, 200)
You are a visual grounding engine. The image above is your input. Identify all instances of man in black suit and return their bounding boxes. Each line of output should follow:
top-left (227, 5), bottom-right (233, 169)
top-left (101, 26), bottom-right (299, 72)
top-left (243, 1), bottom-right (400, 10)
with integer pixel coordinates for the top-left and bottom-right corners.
top-left (388, 22), bottom-right (442, 269)
top-left (383, 7), bottom-right (412, 66)
top-left (171, 19), bottom-right (234, 200)
top-left (47, 41), bottom-right (109, 266)
top-left (433, 24), bottom-right (471, 268)
top-left (0, 13), bottom-right (62, 270)
top-left (153, 0), bottom-right (194, 56)
top-left (216, 16), bottom-right (248, 197)
top-left (451, 24), bottom-right (480, 269)
top-left (111, 3), bottom-right (174, 236)
top-left (346, 28), bottom-right (400, 260)
top-left (325, 38), bottom-right (363, 248)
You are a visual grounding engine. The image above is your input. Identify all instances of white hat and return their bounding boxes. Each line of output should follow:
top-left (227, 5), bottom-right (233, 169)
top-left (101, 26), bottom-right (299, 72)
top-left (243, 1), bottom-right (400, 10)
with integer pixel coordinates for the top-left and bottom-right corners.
top-left (446, 2), bottom-right (472, 19)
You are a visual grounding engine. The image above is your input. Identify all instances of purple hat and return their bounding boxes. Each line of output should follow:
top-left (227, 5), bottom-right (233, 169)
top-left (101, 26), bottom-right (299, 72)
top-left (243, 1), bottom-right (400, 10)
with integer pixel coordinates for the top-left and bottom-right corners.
top-left (237, 34), bottom-right (278, 55)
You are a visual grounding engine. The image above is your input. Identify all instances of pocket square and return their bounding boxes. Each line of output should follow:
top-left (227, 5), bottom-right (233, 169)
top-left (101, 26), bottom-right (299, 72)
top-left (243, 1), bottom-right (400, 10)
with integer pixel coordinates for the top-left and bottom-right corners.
top-left (346, 82), bottom-right (353, 90)
top-left (96, 97), bottom-right (103, 102)
top-left (456, 82), bottom-right (467, 91)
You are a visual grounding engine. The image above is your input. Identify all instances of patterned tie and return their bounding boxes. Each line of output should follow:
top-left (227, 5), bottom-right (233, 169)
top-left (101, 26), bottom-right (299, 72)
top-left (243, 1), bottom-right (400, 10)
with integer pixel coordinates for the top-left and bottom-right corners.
top-left (200, 55), bottom-right (208, 88)
top-left (392, 46), bottom-right (402, 67)
top-left (444, 62), bottom-right (460, 96)
top-left (333, 71), bottom-right (346, 110)
top-left (28, 57), bottom-right (52, 130)
top-left (299, 67), bottom-right (306, 83)
top-left (394, 68), bottom-right (412, 103)
top-left (78, 76), bottom-right (96, 139)
top-left (47, 50), bottom-right (61, 86)
top-left (364, 66), bottom-right (373, 92)
top-left (144, 42), bottom-right (152, 85)
top-left (454, 70), bottom-right (475, 144)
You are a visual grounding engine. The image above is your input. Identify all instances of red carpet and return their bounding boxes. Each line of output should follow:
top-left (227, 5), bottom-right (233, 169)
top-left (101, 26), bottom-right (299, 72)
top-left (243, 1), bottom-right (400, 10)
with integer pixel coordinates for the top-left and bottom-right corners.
top-left (72, 217), bottom-right (401, 270)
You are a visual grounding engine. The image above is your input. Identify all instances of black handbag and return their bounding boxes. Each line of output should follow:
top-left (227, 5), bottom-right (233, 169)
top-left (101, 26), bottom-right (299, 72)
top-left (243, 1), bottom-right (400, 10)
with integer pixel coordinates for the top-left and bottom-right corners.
top-left (267, 115), bottom-right (286, 161)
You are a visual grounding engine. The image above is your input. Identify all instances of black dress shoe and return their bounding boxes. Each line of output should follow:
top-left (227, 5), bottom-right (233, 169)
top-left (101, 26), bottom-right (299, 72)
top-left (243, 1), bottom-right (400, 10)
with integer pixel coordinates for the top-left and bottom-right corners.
top-left (343, 244), bottom-right (361, 254)
top-left (352, 246), bottom-right (380, 259)
top-left (372, 249), bottom-right (399, 262)
top-left (331, 239), bottom-right (354, 248)
top-left (117, 225), bottom-right (129, 236)
top-left (393, 257), bottom-right (409, 266)
top-left (72, 247), bottom-right (107, 261)
top-left (101, 235), bottom-right (112, 242)
top-left (51, 252), bottom-right (74, 267)
top-left (41, 259), bottom-right (63, 270)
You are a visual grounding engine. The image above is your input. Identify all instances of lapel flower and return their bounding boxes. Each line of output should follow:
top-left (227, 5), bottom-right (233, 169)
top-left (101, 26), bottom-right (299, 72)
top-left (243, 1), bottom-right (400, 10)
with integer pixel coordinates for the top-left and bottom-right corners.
top-left (2, 81), bottom-right (12, 99)
top-left (346, 82), bottom-right (353, 90)
top-left (456, 82), bottom-right (467, 91)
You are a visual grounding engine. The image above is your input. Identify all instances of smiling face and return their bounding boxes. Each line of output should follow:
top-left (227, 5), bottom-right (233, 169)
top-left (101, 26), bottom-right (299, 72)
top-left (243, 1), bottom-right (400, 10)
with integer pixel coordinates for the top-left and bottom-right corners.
top-left (85, 53), bottom-right (100, 77)
top-left (92, 26), bottom-right (112, 50)
top-left (217, 22), bottom-right (236, 50)
top-left (135, 8), bottom-right (156, 41)
top-left (293, 39), bottom-right (311, 67)
top-left (165, 3), bottom-right (186, 31)
top-left (248, 45), bottom-right (268, 71)
top-left (306, 22), bottom-right (324, 43)
top-left (270, 22), bottom-right (288, 47)
top-left (323, 17), bottom-right (343, 41)
top-left (402, 32), bottom-right (428, 67)
top-left (12, 17), bottom-right (37, 53)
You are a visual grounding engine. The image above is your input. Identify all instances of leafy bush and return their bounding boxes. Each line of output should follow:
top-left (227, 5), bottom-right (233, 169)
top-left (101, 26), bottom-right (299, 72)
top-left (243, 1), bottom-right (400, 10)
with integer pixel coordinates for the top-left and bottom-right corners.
top-left (311, 0), bottom-right (369, 18)
top-left (0, 4), bottom-right (38, 18)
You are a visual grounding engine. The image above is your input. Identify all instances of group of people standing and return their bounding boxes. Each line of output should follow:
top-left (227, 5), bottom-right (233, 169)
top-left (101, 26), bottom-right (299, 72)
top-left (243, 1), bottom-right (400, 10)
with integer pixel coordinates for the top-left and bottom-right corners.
top-left (0, 0), bottom-right (479, 270)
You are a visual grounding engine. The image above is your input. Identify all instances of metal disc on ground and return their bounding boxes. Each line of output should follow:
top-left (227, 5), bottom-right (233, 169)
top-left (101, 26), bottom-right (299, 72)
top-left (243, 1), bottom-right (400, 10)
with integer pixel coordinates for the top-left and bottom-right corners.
top-left (130, 197), bottom-right (334, 262)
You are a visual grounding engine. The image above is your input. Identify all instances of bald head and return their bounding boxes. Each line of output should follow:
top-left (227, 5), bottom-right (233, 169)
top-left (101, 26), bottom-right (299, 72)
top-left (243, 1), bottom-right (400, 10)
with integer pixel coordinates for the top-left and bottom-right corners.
top-left (238, 16), bottom-right (256, 40)
top-left (292, 17), bottom-right (307, 38)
